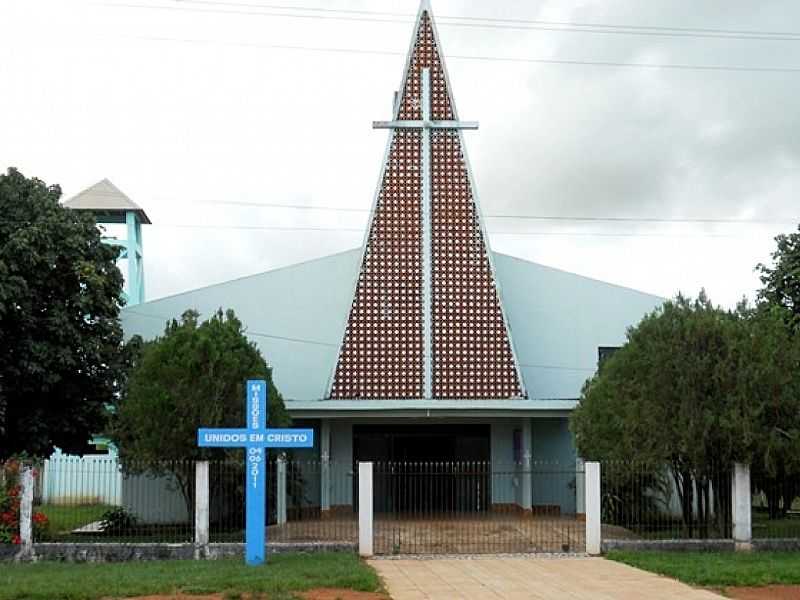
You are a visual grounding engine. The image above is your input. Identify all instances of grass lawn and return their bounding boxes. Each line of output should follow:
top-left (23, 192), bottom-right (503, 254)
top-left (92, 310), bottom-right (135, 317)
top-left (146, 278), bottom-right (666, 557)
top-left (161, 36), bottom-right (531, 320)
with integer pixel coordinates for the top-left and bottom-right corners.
top-left (36, 504), bottom-right (114, 535)
top-left (0, 553), bottom-right (381, 600)
top-left (34, 504), bottom-right (241, 543)
top-left (752, 510), bottom-right (800, 538)
top-left (607, 550), bottom-right (800, 587)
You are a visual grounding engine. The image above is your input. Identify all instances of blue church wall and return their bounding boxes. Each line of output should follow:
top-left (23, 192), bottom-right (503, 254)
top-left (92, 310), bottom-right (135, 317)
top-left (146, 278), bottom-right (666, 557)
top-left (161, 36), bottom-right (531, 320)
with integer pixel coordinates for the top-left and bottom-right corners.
top-left (118, 248), bottom-right (661, 520)
top-left (120, 250), bottom-right (359, 403)
top-left (329, 421), bottom-right (354, 508)
top-left (278, 419), bottom-right (322, 513)
top-left (493, 253), bottom-right (663, 399)
top-left (490, 421), bottom-right (519, 506)
top-left (531, 418), bottom-right (579, 515)
top-left (320, 418), bottom-right (579, 513)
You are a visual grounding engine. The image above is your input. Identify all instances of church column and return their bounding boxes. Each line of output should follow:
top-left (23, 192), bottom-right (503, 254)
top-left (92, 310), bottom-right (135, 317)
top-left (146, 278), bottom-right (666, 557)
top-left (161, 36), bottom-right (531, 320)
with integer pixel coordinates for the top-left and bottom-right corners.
top-left (125, 210), bottom-right (143, 305)
top-left (320, 420), bottom-right (331, 517)
top-left (521, 419), bottom-right (533, 512)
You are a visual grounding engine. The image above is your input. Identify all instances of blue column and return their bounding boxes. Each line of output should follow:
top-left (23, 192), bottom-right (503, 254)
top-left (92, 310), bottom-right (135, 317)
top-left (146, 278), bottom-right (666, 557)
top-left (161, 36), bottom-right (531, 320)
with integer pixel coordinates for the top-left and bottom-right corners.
top-left (125, 211), bottom-right (144, 305)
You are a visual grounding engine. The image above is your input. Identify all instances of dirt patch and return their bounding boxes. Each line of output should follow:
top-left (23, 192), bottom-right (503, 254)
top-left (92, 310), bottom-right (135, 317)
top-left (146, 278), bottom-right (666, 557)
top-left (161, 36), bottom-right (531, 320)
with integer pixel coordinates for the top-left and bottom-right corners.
top-left (724, 586), bottom-right (800, 600)
top-left (117, 589), bottom-right (386, 600)
top-left (111, 596), bottom-right (227, 600)
top-left (113, 595), bottom-right (231, 600)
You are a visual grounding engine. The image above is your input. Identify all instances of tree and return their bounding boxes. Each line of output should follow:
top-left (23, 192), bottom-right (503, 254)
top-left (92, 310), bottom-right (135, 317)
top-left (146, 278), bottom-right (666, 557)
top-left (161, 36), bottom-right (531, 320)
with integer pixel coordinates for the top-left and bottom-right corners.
top-left (753, 225), bottom-right (800, 517)
top-left (757, 225), bottom-right (800, 333)
top-left (107, 308), bottom-right (290, 515)
top-left (571, 292), bottom-right (800, 535)
top-left (0, 168), bottom-right (125, 459)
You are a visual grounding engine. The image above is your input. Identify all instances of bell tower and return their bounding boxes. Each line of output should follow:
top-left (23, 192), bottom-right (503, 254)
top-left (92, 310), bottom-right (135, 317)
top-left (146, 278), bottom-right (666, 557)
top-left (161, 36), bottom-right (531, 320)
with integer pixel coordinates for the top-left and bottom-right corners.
top-left (64, 179), bottom-right (150, 305)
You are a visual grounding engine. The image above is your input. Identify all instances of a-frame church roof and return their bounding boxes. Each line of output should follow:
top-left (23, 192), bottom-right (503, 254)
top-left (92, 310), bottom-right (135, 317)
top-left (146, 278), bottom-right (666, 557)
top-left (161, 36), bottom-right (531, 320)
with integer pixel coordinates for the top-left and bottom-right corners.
top-left (328, 1), bottom-right (525, 400)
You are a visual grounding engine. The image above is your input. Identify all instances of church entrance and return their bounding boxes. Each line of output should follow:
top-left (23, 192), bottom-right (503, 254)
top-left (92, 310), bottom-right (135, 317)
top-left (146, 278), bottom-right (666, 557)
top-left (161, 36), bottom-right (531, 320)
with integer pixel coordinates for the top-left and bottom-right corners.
top-left (353, 424), bottom-right (490, 513)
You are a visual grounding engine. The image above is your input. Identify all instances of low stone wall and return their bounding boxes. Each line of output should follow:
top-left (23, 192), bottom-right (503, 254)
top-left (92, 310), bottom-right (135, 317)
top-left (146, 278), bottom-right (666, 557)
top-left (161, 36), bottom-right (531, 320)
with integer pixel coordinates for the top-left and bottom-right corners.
top-left (602, 538), bottom-right (735, 552)
top-left (604, 537), bottom-right (800, 553)
top-left (1, 542), bottom-right (356, 562)
top-left (752, 538), bottom-right (800, 552)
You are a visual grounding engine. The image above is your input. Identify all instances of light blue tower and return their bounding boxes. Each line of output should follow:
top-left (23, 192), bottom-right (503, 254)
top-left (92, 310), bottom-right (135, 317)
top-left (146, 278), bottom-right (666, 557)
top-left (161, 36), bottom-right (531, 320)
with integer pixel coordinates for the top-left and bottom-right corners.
top-left (64, 179), bottom-right (151, 305)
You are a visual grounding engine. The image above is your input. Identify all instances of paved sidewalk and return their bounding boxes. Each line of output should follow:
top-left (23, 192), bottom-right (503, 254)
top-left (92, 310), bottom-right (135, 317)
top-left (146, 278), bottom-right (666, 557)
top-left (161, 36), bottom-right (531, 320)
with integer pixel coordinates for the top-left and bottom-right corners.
top-left (369, 556), bottom-right (724, 600)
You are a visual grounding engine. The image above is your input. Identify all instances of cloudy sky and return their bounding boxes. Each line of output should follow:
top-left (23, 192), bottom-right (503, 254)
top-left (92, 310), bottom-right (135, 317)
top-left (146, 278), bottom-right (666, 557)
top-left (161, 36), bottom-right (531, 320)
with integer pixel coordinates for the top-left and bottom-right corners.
top-left (2, 0), bottom-right (798, 309)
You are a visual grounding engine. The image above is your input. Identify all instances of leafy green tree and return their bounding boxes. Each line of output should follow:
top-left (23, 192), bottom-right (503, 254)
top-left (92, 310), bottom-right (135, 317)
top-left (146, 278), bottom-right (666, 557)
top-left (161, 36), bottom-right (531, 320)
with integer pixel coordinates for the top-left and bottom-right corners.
top-left (108, 308), bottom-right (290, 513)
top-left (572, 292), bottom-right (800, 535)
top-left (753, 226), bottom-right (800, 516)
top-left (0, 168), bottom-right (124, 459)
top-left (573, 293), bottom-right (746, 463)
top-left (757, 225), bottom-right (800, 333)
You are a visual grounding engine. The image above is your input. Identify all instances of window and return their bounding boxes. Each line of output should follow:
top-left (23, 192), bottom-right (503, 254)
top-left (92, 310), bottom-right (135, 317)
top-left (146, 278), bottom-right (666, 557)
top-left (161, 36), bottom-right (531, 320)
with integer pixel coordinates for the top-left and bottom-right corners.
top-left (598, 346), bottom-right (621, 368)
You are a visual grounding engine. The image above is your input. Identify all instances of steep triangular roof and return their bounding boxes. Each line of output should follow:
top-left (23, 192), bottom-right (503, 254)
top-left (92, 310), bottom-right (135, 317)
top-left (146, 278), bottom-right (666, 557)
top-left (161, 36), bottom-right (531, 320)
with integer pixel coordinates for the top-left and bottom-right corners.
top-left (64, 179), bottom-right (151, 224)
top-left (328, 0), bottom-right (526, 400)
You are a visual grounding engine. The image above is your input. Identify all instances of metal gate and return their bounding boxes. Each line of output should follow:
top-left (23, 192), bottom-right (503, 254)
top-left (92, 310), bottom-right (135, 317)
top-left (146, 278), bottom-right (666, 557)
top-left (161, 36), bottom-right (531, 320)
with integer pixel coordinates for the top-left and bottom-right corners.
top-left (372, 461), bottom-right (586, 554)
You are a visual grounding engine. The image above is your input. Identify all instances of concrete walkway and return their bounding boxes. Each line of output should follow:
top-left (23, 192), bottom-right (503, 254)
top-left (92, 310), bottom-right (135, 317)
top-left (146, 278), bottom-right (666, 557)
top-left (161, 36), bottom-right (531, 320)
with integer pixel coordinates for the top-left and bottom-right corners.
top-left (369, 556), bottom-right (725, 600)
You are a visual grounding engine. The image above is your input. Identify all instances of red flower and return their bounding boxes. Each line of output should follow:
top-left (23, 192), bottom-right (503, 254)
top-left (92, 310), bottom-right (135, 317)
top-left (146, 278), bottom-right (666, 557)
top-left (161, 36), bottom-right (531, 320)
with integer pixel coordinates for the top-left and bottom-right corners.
top-left (11, 534), bottom-right (21, 545)
top-left (33, 513), bottom-right (48, 524)
top-left (0, 511), bottom-right (14, 525)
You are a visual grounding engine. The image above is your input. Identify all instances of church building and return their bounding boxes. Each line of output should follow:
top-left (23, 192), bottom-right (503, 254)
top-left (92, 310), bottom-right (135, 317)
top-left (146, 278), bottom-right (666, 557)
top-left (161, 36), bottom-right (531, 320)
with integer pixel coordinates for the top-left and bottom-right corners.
top-left (121, 1), bottom-right (662, 515)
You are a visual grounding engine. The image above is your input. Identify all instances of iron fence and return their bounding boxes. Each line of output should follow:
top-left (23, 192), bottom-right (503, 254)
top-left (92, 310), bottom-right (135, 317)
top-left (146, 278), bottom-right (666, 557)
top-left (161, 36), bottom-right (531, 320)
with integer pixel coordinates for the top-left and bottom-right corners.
top-left (23, 455), bottom-right (358, 546)
top-left (32, 457), bottom-right (194, 543)
top-left (208, 457), bottom-right (356, 544)
top-left (601, 461), bottom-right (732, 541)
top-left (751, 474), bottom-right (800, 539)
top-left (371, 461), bottom-right (585, 555)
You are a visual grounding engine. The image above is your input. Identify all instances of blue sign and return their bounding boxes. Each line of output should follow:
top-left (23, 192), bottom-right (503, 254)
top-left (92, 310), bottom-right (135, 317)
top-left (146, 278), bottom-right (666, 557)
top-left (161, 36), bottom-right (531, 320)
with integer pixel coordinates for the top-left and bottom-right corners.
top-left (197, 379), bottom-right (314, 565)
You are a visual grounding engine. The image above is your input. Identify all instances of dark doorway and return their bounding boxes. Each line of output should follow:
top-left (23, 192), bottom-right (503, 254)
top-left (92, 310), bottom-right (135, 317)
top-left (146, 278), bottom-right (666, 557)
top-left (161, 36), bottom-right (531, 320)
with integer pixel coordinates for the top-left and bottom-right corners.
top-left (353, 424), bottom-right (490, 513)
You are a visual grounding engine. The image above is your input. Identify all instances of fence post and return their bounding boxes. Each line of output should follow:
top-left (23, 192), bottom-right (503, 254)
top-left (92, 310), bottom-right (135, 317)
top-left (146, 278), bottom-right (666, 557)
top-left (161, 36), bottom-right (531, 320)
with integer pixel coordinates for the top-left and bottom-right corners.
top-left (576, 457), bottom-right (586, 518)
top-left (585, 461), bottom-right (601, 555)
top-left (358, 461), bottom-right (373, 557)
top-left (277, 455), bottom-right (287, 525)
top-left (194, 461), bottom-right (209, 559)
top-left (520, 419), bottom-right (532, 512)
top-left (16, 465), bottom-right (35, 561)
top-left (321, 420), bottom-right (331, 517)
top-left (732, 463), bottom-right (752, 550)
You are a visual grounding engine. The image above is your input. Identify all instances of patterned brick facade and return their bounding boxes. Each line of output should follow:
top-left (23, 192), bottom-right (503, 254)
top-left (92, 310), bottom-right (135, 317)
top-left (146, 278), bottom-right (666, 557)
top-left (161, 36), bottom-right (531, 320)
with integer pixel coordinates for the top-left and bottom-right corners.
top-left (329, 11), bottom-right (525, 400)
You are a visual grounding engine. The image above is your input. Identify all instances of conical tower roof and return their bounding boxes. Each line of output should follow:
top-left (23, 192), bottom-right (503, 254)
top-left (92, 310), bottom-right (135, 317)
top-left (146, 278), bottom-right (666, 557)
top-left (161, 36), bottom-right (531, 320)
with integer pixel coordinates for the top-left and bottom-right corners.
top-left (328, 1), bottom-right (526, 400)
top-left (64, 179), bottom-right (151, 224)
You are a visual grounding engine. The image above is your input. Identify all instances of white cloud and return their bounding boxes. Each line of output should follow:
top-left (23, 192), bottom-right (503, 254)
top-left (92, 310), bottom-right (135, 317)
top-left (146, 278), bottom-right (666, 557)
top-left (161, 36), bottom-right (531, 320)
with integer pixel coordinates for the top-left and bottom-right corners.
top-left (1, 0), bottom-right (797, 309)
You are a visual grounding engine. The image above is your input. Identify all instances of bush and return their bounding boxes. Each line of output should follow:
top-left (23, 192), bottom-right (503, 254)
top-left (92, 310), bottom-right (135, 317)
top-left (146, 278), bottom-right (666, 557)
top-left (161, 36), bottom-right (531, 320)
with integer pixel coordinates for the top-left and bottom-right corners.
top-left (99, 506), bottom-right (138, 533)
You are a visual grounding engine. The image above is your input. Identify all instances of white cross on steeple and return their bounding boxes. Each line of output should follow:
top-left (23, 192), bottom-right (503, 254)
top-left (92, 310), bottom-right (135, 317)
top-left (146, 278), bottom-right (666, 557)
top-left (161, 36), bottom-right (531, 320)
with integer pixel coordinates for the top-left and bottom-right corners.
top-left (373, 68), bottom-right (479, 399)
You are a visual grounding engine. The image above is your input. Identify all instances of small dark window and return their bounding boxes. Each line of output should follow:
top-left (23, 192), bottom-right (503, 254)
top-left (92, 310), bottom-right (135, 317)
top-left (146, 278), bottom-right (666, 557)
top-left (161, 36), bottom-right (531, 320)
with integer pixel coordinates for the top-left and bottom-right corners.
top-left (598, 346), bottom-right (621, 367)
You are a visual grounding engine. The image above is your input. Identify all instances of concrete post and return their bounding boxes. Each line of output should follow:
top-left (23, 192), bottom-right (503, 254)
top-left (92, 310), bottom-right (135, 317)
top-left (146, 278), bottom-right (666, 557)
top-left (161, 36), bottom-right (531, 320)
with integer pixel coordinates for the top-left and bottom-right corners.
top-left (521, 419), bottom-right (532, 512)
top-left (321, 420), bottom-right (331, 516)
top-left (576, 457), bottom-right (586, 518)
top-left (732, 463), bottom-right (752, 550)
top-left (585, 461), bottom-right (601, 555)
top-left (194, 461), bottom-right (209, 558)
top-left (358, 462), bottom-right (373, 557)
top-left (277, 455), bottom-right (287, 525)
top-left (16, 465), bottom-right (35, 561)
